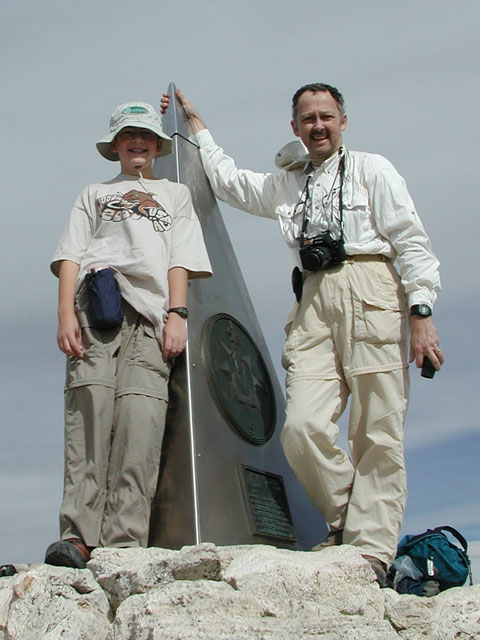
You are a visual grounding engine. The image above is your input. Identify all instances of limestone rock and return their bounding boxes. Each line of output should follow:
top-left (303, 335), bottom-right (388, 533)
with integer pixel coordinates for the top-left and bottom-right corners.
top-left (384, 583), bottom-right (480, 639)
top-left (1, 543), bottom-right (478, 639)
top-left (169, 542), bottom-right (223, 581)
top-left (109, 579), bottom-right (397, 640)
top-left (0, 575), bottom-right (15, 636)
top-left (88, 546), bottom-right (175, 611)
top-left (4, 565), bottom-right (111, 640)
top-left (88, 542), bottom-right (231, 611)
top-left (109, 580), bottom-right (258, 639)
top-left (222, 544), bottom-right (384, 619)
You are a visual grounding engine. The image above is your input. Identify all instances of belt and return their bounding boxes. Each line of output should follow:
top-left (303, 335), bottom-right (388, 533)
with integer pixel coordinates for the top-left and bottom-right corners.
top-left (345, 254), bottom-right (389, 263)
top-left (303, 254), bottom-right (390, 279)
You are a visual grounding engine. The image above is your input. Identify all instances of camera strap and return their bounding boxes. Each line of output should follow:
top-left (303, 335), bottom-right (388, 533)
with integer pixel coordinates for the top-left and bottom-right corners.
top-left (293, 150), bottom-right (347, 302)
top-left (299, 149), bottom-right (346, 247)
top-left (299, 175), bottom-right (313, 247)
top-left (338, 152), bottom-right (345, 243)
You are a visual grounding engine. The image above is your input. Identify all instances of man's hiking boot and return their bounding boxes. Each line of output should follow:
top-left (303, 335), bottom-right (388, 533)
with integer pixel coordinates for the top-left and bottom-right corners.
top-left (363, 555), bottom-right (387, 587)
top-left (311, 529), bottom-right (343, 551)
top-left (45, 538), bottom-right (92, 569)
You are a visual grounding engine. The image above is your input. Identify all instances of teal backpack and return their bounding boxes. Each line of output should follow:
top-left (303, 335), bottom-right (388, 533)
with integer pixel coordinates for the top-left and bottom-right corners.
top-left (388, 526), bottom-right (473, 595)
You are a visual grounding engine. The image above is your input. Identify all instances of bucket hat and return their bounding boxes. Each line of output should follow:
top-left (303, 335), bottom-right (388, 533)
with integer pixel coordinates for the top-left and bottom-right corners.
top-left (96, 102), bottom-right (172, 161)
top-left (275, 140), bottom-right (309, 171)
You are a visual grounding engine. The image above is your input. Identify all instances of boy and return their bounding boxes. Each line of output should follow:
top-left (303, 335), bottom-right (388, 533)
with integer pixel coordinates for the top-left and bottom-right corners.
top-left (45, 102), bottom-right (212, 568)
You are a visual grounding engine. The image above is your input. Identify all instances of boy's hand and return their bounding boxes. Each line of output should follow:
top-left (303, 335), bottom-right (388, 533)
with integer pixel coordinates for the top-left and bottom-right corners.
top-left (160, 89), bottom-right (207, 135)
top-left (162, 313), bottom-right (187, 361)
top-left (58, 310), bottom-right (83, 358)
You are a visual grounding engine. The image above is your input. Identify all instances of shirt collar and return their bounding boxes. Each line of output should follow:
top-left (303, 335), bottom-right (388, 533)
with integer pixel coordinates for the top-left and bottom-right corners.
top-left (304, 146), bottom-right (347, 175)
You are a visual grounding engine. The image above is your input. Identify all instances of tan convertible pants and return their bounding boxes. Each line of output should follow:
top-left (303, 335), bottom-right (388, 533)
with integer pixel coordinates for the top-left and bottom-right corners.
top-left (60, 291), bottom-right (170, 548)
top-left (281, 258), bottom-right (410, 565)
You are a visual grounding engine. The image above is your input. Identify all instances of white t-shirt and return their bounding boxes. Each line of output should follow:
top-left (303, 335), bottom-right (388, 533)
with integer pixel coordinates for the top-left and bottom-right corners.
top-left (51, 173), bottom-right (212, 341)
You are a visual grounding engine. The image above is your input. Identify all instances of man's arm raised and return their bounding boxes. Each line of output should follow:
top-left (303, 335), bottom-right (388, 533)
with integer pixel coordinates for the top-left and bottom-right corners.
top-left (160, 88), bottom-right (277, 220)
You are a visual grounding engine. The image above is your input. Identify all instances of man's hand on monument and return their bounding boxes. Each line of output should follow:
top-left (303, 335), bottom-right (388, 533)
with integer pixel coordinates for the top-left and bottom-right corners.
top-left (160, 89), bottom-right (207, 135)
top-left (409, 316), bottom-right (444, 371)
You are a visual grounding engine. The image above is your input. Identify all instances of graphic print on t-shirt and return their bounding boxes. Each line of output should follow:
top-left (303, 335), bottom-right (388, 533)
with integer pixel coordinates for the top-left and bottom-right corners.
top-left (97, 190), bottom-right (172, 232)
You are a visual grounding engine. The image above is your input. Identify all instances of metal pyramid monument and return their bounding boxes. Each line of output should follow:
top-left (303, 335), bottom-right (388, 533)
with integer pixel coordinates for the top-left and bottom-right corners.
top-left (149, 82), bottom-right (326, 550)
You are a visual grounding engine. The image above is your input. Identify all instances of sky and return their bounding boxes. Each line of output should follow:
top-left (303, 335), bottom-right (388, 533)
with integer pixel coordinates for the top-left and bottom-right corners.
top-left (1, 0), bottom-right (479, 581)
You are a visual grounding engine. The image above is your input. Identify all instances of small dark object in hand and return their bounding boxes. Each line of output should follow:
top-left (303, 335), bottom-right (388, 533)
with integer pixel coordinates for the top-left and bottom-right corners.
top-left (421, 356), bottom-right (436, 379)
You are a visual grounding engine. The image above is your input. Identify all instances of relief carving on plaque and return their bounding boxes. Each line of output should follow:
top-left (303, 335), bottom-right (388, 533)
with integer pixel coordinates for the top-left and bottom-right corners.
top-left (204, 314), bottom-right (276, 444)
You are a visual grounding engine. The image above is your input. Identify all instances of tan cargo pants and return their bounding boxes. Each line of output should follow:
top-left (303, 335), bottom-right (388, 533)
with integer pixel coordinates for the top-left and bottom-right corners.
top-left (281, 257), bottom-right (410, 565)
top-left (60, 289), bottom-right (170, 548)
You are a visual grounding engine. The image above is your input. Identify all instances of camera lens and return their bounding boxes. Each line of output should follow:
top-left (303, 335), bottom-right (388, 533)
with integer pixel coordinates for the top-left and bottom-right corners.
top-left (302, 246), bottom-right (331, 271)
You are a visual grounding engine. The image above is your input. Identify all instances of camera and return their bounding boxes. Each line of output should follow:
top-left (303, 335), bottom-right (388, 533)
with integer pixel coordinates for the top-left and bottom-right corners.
top-left (299, 231), bottom-right (347, 271)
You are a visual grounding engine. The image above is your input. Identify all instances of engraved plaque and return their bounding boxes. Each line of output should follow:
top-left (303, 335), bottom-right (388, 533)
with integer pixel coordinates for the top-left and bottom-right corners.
top-left (204, 314), bottom-right (276, 445)
top-left (240, 465), bottom-right (296, 541)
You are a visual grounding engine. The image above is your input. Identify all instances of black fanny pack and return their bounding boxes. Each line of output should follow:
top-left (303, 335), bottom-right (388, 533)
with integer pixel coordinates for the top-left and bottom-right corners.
top-left (84, 268), bottom-right (124, 331)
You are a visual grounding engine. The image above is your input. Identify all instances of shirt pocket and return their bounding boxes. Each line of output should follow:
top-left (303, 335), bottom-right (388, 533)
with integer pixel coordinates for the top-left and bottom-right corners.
top-left (342, 182), bottom-right (372, 239)
top-left (276, 203), bottom-right (305, 247)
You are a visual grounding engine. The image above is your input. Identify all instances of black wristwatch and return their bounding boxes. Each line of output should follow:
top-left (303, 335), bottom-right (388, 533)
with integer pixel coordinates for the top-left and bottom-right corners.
top-left (410, 304), bottom-right (432, 317)
top-left (168, 306), bottom-right (188, 319)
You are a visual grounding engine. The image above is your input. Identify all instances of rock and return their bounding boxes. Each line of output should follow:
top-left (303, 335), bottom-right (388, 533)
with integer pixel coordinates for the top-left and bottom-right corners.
top-left (223, 544), bottom-right (383, 616)
top-left (0, 575), bottom-right (15, 636)
top-left (110, 579), bottom-right (397, 640)
top-left (1, 544), bottom-right (478, 639)
top-left (384, 583), bottom-right (480, 639)
top-left (88, 542), bottom-right (234, 611)
top-left (110, 580), bottom-right (260, 639)
top-left (4, 565), bottom-right (111, 640)
top-left (87, 546), bottom-right (175, 611)
top-left (170, 542), bottom-right (223, 581)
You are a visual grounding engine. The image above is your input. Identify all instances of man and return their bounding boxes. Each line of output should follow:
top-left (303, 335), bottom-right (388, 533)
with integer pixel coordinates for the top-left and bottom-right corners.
top-left (161, 84), bottom-right (443, 585)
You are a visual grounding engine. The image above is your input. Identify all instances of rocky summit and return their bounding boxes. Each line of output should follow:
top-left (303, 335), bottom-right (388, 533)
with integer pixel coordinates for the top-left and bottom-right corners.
top-left (0, 544), bottom-right (478, 639)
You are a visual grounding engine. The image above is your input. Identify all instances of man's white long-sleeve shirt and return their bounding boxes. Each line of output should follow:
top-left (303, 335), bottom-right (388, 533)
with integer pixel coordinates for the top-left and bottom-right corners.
top-left (196, 129), bottom-right (440, 308)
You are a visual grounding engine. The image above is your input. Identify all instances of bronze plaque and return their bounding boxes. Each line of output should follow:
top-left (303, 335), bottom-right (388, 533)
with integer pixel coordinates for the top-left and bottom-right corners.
top-left (240, 466), bottom-right (296, 541)
top-left (204, 314), bottom-right (276, 444)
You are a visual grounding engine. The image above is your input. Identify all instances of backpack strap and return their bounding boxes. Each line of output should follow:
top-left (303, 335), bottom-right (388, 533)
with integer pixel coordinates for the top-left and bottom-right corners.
top-left (431, 526), bottom-right (468, 553)
top-left (431, 526), bottom-right (473, 586)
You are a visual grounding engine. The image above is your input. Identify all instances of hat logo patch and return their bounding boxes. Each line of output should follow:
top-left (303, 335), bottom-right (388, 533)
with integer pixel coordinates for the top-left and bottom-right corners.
top-left (122, 106), bottom-right (149, 115)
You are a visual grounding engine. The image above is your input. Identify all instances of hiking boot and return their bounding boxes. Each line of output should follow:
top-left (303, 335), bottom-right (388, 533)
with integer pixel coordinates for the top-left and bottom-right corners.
top-left (45, 538), bottom-right (91, 569)
top-left (0, 564), bottom-right (17, 577)
top-left (363, 555), bottom-right (387, 587)
top-left (311, 529), bottom-right (343, 551)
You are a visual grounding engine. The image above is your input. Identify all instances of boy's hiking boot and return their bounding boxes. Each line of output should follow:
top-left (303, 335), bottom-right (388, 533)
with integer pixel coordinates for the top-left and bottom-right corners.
top-left (45, 538), bottom-right (92, 569)
top-left (311, 529), bottom-right (343, 551)
top-left (363, 555), bottom-right (387, 587)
